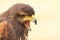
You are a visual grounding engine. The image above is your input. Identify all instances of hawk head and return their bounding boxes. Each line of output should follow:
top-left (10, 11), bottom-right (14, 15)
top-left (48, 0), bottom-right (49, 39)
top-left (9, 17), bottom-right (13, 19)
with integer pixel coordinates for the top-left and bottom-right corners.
top-left (12, 3), bottom-right (37, 31)
top-left (7, 3), bottom-right (37, 31)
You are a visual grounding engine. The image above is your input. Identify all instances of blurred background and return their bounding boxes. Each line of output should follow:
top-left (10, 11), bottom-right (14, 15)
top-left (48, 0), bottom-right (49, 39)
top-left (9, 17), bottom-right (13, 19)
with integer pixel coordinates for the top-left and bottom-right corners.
top-left (0, 0), bottom-right (60, 40)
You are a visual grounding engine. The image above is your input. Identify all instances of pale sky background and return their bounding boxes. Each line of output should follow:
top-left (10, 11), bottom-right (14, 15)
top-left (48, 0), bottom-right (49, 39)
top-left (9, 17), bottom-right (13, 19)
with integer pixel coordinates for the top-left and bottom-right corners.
top-left (0, 0), bottom-right (60, 40)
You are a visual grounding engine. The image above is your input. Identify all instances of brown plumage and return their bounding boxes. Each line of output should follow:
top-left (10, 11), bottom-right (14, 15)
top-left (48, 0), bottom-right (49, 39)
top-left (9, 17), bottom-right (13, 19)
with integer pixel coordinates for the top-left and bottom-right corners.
top-left (0, 3), bottom-right (35, 40)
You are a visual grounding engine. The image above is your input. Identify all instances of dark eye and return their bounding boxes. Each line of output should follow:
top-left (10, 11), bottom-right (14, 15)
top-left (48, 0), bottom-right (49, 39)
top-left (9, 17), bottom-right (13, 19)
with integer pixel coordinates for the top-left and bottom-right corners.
top-left (17, 15), bottom-right (26, 17)
top-left (21, 15), bottom-right (26, 17)
top-left (17, 13), bottom-right (26, 17)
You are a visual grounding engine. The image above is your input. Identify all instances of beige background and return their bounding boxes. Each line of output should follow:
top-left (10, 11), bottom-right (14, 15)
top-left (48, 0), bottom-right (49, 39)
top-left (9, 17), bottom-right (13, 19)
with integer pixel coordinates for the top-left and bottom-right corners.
top-left (0, 0), bottom-right (60, 40)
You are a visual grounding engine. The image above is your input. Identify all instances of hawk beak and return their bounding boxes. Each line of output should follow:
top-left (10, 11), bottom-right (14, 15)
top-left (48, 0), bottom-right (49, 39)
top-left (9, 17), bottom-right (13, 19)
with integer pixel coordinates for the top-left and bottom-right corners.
top-left (28, 18), bottom-right (37, 31)
top-left (31, 15), bottom-right (37, 25)
top-left (23, 15), bottom-right (37, 31)
top-left (33, 18), bottom-right (37, 25)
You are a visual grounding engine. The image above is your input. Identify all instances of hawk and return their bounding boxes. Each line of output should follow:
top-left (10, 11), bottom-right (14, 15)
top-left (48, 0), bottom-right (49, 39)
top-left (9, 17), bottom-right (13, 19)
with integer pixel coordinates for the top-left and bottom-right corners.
top-left (0, 3), bottom-right (37, 40)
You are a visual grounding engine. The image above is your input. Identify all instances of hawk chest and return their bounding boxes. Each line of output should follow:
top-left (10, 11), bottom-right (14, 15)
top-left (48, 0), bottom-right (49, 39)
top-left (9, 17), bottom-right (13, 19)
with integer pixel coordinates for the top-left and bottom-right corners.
top-left (10, 21), bottom-right (25, 37)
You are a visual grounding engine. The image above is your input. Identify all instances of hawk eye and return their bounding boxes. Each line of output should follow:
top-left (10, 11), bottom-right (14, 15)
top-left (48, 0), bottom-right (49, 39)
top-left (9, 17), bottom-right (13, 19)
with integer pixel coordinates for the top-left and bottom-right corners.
top-left (21, 15), bottom-right (26, 17)
top-left (18, 15), bottom-right (26, 17)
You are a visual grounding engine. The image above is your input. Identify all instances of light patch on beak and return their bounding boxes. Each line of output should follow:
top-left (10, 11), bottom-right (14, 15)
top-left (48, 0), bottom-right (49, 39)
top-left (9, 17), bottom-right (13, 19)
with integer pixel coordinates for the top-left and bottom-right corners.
top-left (23, 15), bottom-right (34, 21)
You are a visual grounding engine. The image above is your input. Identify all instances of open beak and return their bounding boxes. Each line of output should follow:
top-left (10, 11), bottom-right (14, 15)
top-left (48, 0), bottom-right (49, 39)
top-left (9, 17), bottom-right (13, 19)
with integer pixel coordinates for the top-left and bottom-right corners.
top-left (24, 15), bottom-right (37, 31)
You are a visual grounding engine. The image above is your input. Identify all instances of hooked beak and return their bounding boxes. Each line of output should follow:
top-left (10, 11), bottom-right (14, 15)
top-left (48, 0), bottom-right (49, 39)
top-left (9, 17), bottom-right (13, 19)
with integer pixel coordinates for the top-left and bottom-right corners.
top-left (23, 15), bottom-right (37, 31)
top-left (33, 18), bottom-right (37, 25)
top-left (26, 18), bottom-right (37, 31)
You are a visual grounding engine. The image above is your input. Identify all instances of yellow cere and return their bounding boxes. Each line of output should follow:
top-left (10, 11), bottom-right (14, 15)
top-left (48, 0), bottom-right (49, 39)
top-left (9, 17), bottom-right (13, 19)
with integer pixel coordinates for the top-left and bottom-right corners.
top-left (23, 15), bottom-right (34, 21)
